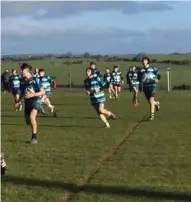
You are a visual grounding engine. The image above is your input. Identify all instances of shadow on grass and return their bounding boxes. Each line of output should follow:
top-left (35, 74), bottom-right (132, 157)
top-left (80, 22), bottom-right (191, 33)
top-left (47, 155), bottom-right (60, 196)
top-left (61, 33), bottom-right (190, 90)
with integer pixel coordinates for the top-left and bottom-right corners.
top-left (2, 175), bottom-right (191, 201)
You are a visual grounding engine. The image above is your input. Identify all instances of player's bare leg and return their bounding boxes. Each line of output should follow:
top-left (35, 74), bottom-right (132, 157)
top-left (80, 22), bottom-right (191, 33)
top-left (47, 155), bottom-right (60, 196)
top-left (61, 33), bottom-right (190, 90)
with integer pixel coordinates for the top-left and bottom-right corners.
top-left (114, 86), bottom-right (118, 99)
top-left (30, 109), bottom-right (38, 144)
top-left (133, 88), bottom-right (139, 106)
top-left (149, 97), bottom-right (160, 120)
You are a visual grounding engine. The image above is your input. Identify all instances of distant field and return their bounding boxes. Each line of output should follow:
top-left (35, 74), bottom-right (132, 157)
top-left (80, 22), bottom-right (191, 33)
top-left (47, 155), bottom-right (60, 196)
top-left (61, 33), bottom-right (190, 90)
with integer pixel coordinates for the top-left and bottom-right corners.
top-left (1, 54), bottom-right (191, 89)
top-left (1, 91), bottom-right (191, 202)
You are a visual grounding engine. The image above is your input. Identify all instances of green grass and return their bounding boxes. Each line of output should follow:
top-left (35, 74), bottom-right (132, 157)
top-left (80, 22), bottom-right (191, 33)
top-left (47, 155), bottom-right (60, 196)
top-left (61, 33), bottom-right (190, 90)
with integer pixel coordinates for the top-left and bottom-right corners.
top-left (1, 90), bottom-right (191, 202)
top-left (1, 57), bottom-right (191, 89)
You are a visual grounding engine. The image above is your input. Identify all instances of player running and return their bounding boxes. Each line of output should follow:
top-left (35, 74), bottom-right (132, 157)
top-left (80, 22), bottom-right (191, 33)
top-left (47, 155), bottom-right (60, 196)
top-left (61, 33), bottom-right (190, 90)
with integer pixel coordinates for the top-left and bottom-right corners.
top-left (89, 62), bottom-right (102, 78)
top-left (84, 68), bottom-right (116, 128)
top-left (139, 57), bottom-right (161, 121)
top-left (103, 68), bottom-right (115, 99)
top-left (9, 69), bottom-right (22, 111)
top-left (38, 69), bottom-right (57, 117)
top-left (20, 63), bottom-right (45, 144)
top-left (111, 66), bottom-right (124, 99)
top-left (126, 66), bottom-right (140, 107)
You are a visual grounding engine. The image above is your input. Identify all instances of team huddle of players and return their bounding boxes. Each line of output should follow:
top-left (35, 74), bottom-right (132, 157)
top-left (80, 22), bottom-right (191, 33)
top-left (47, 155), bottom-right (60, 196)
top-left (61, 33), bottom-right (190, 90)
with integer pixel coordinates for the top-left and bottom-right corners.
top-left (84, 57), bottom-right (161, 128)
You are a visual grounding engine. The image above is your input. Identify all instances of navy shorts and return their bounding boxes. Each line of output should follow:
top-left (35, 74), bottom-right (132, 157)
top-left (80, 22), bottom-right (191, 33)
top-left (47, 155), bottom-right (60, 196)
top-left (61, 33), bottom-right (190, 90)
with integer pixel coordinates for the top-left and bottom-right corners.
top-left (45, 91), bottom-right (51, 97)
top-left (143, 87), bottom-right (156, 100)
top-left (11, 88), bottom-right (21, 95)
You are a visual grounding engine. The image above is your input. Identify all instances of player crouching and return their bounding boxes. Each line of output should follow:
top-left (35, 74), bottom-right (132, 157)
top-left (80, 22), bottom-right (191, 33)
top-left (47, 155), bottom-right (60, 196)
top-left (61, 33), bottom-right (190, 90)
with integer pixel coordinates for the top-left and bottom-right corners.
top-left (84, 68), bottom-right (116, 128)
top-left (39, 69), bottom-right (57, 117)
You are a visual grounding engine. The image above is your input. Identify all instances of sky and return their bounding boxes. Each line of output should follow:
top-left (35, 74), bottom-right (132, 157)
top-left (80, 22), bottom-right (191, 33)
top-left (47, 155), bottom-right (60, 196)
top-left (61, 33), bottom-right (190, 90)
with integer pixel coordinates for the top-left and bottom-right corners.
top-left (1, 1), bottom-right (191, 55)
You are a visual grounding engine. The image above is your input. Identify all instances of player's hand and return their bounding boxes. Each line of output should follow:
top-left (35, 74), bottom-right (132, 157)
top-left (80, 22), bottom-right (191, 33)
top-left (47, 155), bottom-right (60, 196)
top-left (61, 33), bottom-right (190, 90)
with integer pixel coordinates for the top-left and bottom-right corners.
top-left (155, 79), bottom-right (159, 83)
top-left (94, 88), bottom-right (100, 93)
top-left (121, 80), bottom-right (124, 85)
top-left (25, 92), bottom-right (35, 99)
top-left (86, 91), bottom-right (90, 95)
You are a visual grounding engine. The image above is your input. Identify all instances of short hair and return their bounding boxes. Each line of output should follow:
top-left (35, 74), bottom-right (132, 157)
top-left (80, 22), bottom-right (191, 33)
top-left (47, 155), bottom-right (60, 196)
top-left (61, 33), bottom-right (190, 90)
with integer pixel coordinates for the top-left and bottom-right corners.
top-left (12, 69), bottom-right (17, 73)
top-left (105, 68), bottom-right (110, 70)
top-left (90, 62), bottom-right (96, 66)
top-left (20, 63), bottom-right (32, 71)
top-left (142, 57), bottom-right (150, 64)
top-left (39, 68), bottom-right (45, 73)
top-left (113, 66), bottom-right (118, 69)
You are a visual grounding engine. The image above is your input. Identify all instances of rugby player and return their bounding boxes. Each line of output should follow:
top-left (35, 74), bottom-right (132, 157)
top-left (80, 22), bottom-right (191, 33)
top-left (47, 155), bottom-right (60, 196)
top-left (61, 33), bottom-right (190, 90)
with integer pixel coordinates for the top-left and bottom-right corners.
top-left (139, 57), bottom-right (161, 120)
top-left (126, 66), bottom-right (140, 106)
top-left (20, 63), bottom-right (45, 144)
top-left (111, 66), bottom-right (124, 99)
top-left (103, 68), bottom-right (115, 99)
top-left (9, 69), bottom-right (22, 111)
top-left (39, 69), bottom-right (57, 117)
top-left (84, 68), bottom-right (116, 128)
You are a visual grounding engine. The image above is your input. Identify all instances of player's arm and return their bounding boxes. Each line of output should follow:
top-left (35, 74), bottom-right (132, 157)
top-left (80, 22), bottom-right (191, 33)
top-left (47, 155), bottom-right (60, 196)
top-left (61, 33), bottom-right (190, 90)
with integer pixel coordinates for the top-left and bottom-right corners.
top-left (97, 77), bottom-right (105, 89)
top-left (97, 70), bottom-right (102, 78)
top-left (25, 78), bottom-right (45, 99)
top-left (126, 72), bottom-right (131, 85)
top-left (154, 67), bottom-right (161, 82)
top-left (103, 73), bottom-right (106, 82)
top-left (120, 73), bottom-right (124, 85)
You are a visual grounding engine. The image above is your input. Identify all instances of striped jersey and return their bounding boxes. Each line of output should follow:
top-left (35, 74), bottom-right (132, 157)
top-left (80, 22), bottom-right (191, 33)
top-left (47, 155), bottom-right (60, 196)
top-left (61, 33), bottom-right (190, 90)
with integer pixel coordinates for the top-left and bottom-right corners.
top-left (139, 65), bottom-right (159, 88)
top-left (84, 76), bottom-right (106, 104)
top-left (126, 70), bottom-right (140, 85)
top-left (39, 75), bottom-right (53, 92)
top-left (104, 72), bottom-right (112, 83)
top-left (20, 76), bottom-right (43, 101)
top-left (33, 73), bottom-right (39, 79)
top-left (111, 71), bottom-right (123, 85)
top-left (9, 75), bottom-right (21, 88)
top-left (91, 68), bottom-right (102, 78)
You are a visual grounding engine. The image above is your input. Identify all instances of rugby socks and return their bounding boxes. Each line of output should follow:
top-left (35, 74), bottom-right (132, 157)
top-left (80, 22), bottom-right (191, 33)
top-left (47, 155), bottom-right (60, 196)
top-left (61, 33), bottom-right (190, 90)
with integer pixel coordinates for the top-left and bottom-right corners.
top-left (32, 133), bottom-right (37, 140)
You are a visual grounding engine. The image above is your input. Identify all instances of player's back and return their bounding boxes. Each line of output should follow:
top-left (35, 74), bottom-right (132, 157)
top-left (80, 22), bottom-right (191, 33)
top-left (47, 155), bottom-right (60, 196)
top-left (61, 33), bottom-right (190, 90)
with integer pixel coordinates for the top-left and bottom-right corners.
top-left (39, 75), bottom-right (52, 92)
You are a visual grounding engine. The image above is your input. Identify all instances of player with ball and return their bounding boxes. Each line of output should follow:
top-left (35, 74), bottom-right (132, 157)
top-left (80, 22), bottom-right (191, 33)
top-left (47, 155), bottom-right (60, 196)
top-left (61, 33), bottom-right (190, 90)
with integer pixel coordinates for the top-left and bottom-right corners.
top-left (20, 63), bottom-right (45, 144)
top-left (139, 57), bottom-right (161, 121)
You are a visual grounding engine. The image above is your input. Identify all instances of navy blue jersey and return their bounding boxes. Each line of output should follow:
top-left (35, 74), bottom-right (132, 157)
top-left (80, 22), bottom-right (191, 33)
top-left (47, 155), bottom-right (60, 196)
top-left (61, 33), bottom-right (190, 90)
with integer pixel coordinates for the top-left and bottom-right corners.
top-left (20, 76), bottom-right (43, 101)
top-left (104, 72), bottom-right (112, 83)
top-left (91, 68), bottom-right (102, 78)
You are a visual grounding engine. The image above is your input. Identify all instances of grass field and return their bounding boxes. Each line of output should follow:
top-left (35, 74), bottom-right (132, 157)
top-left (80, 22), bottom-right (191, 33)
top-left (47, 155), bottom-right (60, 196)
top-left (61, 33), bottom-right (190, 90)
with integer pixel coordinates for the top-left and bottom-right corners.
top-left (1, 56), bottom-right (191, 89)
top-left (1, 90), bottom-right (191, 202)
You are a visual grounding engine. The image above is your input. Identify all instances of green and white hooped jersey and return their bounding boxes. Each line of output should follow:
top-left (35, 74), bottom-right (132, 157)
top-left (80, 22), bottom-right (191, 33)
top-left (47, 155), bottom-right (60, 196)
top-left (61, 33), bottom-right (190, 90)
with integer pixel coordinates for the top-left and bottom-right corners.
top-left (139, 66), bottom-right (159, 88)
top-left (111, 71), bottom-right (123, 85)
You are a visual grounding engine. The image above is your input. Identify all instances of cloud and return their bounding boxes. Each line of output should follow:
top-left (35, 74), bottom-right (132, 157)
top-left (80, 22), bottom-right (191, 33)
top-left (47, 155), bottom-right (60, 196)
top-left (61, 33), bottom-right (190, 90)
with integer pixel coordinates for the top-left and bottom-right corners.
top-left (2, 25), bottom-right (191, 55)
top-left (1, 1), bottom-right (174, 19)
